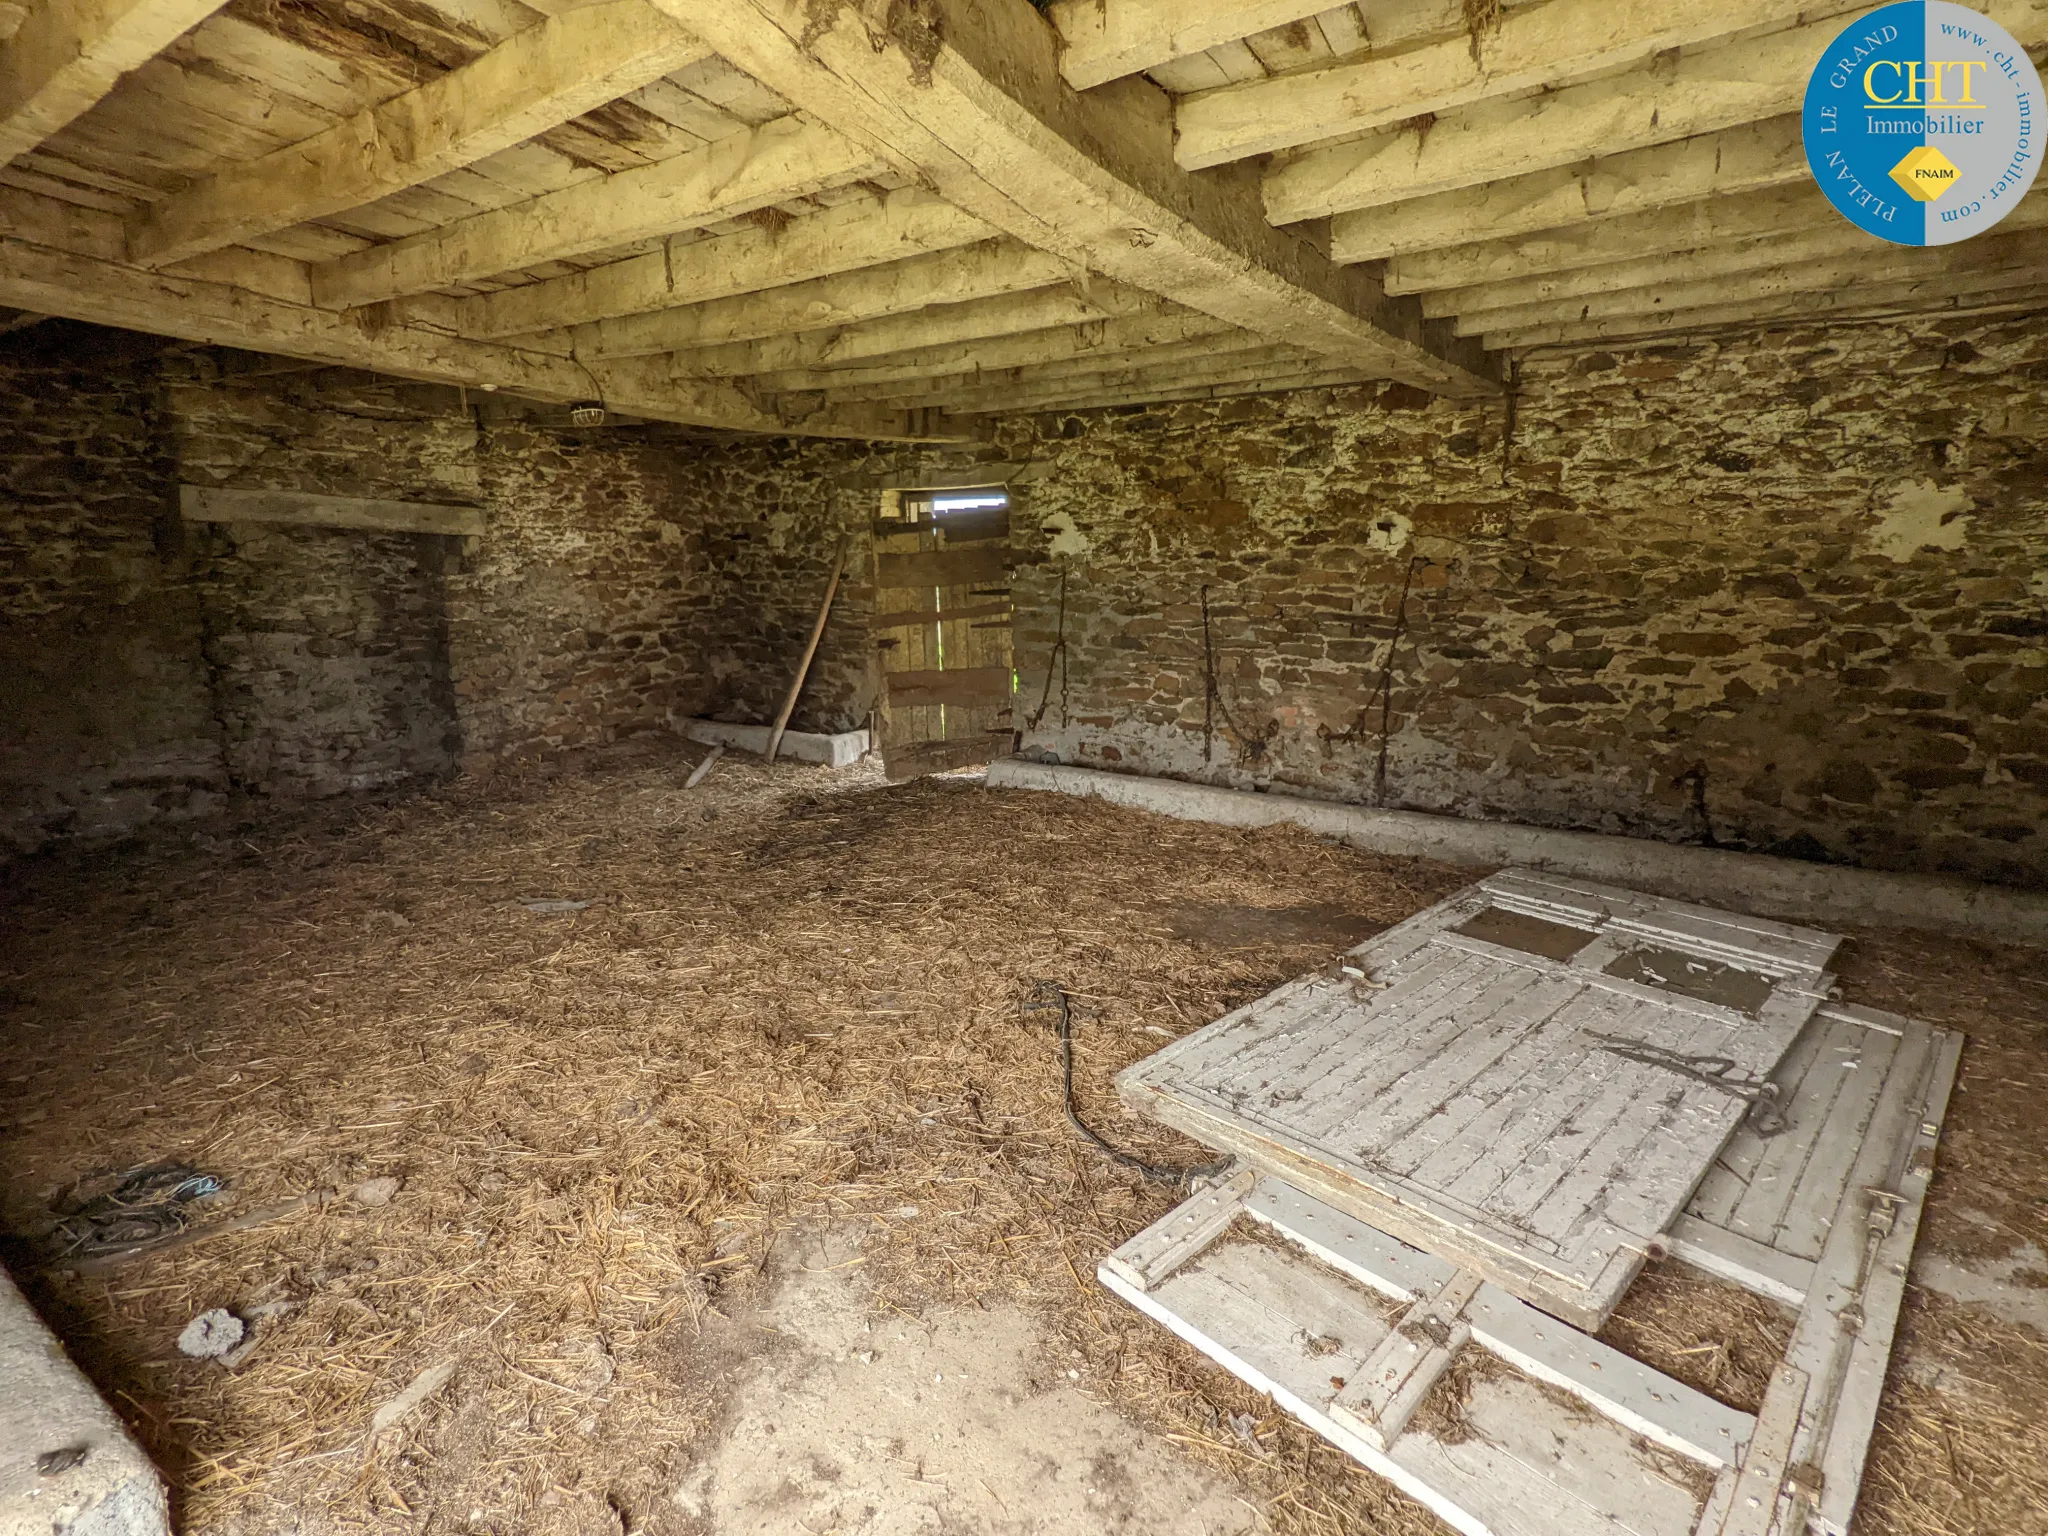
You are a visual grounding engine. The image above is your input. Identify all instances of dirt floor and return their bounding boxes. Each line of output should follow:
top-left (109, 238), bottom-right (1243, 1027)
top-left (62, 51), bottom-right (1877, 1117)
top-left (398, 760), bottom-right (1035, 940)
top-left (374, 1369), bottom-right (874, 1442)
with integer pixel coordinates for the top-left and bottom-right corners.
top-left (1, 739), bottom-right (2043, 1536)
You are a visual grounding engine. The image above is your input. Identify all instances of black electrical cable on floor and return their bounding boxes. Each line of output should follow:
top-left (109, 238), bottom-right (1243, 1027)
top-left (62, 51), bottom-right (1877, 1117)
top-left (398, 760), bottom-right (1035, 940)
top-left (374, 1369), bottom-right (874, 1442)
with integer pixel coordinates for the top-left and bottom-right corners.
top-left (1027, 979), bottom-right (1231, 1188)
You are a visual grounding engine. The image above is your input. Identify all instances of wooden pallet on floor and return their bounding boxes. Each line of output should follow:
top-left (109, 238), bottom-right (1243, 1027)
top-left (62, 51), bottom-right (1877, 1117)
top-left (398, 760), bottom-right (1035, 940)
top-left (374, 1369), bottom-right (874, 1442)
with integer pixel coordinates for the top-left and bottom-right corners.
top-left (1118, 870), bottom-right (1843, 1330)
top-left (1101, 1000), bottom-right (1960, 1536)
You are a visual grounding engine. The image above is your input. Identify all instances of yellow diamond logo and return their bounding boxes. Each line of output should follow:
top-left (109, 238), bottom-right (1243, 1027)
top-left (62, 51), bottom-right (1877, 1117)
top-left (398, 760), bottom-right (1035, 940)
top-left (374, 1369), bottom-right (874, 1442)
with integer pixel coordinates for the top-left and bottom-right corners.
top-left (1890, 145), bottom-right (1961, 202)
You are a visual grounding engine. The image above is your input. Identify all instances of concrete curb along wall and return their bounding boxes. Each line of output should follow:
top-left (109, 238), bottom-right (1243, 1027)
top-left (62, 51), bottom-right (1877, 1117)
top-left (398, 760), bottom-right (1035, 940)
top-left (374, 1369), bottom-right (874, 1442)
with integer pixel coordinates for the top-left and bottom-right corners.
top-left (0, 1267), bottom-right (169, 1536)
top-left (984, 760), bottom-right (2048, 947)
top-left (680, 719), bottom-right (871, 768)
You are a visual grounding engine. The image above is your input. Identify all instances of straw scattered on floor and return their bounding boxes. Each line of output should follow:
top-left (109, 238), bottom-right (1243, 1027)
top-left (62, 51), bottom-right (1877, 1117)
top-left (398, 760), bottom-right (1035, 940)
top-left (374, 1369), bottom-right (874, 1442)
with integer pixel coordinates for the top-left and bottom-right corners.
top-left (0, 737), bottom-right (2042, 1536)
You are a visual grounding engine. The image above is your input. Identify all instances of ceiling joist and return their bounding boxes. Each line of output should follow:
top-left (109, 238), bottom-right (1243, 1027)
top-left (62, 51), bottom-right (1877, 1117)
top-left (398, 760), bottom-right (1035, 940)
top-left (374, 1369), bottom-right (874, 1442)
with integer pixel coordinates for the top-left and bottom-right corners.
top-left (0, 0), bottom-right (228, 164)
top-left (456, 186), bottom-right (992, 338)
top-left (127, 0), bottom-right (711, 267)
top-left (1176, 0), bottom-right (1823, 171)
top-left (664, 0), bottom-right (1496, 396)
top-left (307, 112), bottom-right (890, 308)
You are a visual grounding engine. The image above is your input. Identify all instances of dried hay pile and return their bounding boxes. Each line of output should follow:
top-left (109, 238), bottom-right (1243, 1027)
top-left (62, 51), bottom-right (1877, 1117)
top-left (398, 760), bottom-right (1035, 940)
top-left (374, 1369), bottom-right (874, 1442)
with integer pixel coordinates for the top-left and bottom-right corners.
top-left (0, 740), bottom-right (2042, 1536)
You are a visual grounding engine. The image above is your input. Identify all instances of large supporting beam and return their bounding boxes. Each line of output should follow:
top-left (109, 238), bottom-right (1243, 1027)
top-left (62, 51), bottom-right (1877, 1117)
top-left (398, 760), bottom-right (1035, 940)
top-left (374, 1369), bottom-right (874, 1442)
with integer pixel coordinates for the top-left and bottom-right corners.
top-left (458, 187), bottom-right (991, 338)
top-left (1461, 232), bottom-right (2048, 336)
top-left (0, 0), bottom-right (228, 164)
top-left (1427, 194), bottom-right (2048, 319)
top-left (664, 283), bottom-right (1173, 379)
top-left (1383, 182), bottom-right (1840, 295)
top-left (1490, 278), bottom-right (2048, 350)
top-left (1175, 0), bottom-right (1820, 170)
top-left (1329, 116), bottom-right (1809, 266)
top-left (736, 308), bottom-right (1241, 393)
top-left (660, 0), bottom-right (1495, 397)
top-left (308, 113), bottom-right (890, 308)
top-left (0, 188), bottom-right (961, 440)
top-left (127, 0), bottom-right (709, 267)
top-left (1047, 0), bottom-right (1334, 91)
top-left (563, 239), bottom-right (1075, 359)
top-left (1272, 1), bottom-right (2048, 225)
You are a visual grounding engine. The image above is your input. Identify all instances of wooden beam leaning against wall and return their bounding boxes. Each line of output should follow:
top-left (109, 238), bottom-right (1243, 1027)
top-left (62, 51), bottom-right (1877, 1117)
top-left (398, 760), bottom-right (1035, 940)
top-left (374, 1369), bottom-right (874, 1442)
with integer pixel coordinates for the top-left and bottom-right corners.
top-left (125, 0), bottom-right (712, 267)
top-left (307, 113), bottom-right (892, 308)
top-left (0, 0), bottom-right (230, 164)
top-left (455, 187), bottom-right (994, 339)
top-left (1173, 0), bottom-right (1832, 170)
top-left (664, 0), bottom-right (1496, 397)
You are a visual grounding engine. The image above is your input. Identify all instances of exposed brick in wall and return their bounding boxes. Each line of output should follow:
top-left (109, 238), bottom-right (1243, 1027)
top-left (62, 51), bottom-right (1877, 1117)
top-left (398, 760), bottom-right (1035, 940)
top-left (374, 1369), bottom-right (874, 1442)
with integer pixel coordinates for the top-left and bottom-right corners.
top-left (987, 313), bottom-right (2048, 888)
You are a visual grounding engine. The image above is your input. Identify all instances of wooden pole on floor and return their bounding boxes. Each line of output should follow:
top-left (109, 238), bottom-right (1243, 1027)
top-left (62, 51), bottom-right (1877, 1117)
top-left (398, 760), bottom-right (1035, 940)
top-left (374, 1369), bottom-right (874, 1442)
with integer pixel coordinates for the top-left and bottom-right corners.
top-left (765, 533), bottom-right (852, 765)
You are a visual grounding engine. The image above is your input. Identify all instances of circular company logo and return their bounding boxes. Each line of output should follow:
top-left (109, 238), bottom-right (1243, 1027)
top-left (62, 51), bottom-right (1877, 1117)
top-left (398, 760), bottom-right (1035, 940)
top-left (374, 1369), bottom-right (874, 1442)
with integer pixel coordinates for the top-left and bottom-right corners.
top-left (1802, 0), bottom-right (2043, 244)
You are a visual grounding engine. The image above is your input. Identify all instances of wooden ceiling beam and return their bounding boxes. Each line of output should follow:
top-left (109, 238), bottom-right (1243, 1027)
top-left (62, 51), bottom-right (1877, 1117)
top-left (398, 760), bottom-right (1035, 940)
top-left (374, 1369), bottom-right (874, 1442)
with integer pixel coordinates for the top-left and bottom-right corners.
top-left (1488, 279), bottom-right (2048, 350)
top-left (458, 187), bottom-right (992, 338)
top-left (1458, 231), bottom-right (2048, 336)
top-left (1383, 182), bottom-right (1840, 295)
top-left (660, 0), bottom-right (1495, 397)
top-left (657, 281), bottom-right (1178, 380)
top-left (1330, 115), bottom-right (1808, 266)
top-left (810, 331), bottom-right (1281, 404)
top-left (1271, 1), bottom-right (2048, 225)
top-left (919, 361), bottom-right (1370, 416)
top-left (0, 186), bottom-right (963, 439)
top-left (1177, 0), bottom-right (1821, 171)
top-left (737, 309), bottom-right (1243, 393)
top-left (307, 113), bottom-right (890, 308)
top-left (561, 239), bottom-right (1076, 359)
top-left (127, 0), bottom-right (709, 267)
top-left (1046, 0), bottom-right (1335, 91)
top-left (0, 0), bottom-right (228, 164)
top-left (1429, 196), bottom-right (2048, 320)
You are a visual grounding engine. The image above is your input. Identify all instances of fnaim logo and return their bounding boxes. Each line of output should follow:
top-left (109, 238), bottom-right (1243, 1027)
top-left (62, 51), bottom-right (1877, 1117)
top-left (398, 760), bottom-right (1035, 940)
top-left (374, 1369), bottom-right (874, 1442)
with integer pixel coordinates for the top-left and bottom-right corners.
top-left (1803, 1), bottom-right (2042, 244)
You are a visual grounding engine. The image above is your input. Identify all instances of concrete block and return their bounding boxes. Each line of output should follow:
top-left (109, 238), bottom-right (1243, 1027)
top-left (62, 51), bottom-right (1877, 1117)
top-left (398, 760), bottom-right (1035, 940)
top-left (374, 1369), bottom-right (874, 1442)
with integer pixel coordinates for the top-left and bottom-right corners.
top-left (1, 1268), bottom-right (168, 1536)
top-left (681, 719), bottom-right (870, 768)
top-left (985, 759), bottom-right (2048, 947)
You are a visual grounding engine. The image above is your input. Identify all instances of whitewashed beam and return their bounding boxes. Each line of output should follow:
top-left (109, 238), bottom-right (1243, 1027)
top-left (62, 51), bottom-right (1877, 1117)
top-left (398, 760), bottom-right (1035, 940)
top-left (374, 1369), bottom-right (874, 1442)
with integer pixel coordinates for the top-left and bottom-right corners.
top-left (127, 1), bottom-right (709, 266)
top-left (1427, 193), bottom-right (2048, 318)
top-left (1489, 278), bottom-right (2048, 350)
top-left (1271, 1), bottom-right (2048, 224)
top-left (663, 280), bottom-right (1178, 379)
top-left (1457, 230), bottom-right (2048, 336)
top-left (661, 0), bottom-right (1495, 397)
top-left (1331, 115), bottom-right (1809, 266)
top-left (0, 189), bottom-right (961, 440)
top-left (180, 484), bottom-right (486, 536)
top-left (1383, 182), bottom-right (1840, 295)
top-left (1176, 0), bottom-right (1821, 170)
top-left (460, 187), bottom-right (990, 338)
top-left (308, 113), bottom-right (890, 308)
top-left (738, 309), bottom-right (1243, 392)
top-left (564, 239), bottom-right (1075, 359)
top-left (1048, 0), bottom-right (1332, 91)
top-left (0, 0), bottom-right (228, 163)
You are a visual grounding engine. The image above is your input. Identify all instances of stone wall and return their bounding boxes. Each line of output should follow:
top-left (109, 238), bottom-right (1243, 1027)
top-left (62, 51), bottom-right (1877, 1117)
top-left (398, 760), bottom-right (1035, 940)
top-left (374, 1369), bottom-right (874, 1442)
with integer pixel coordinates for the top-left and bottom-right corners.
top-left (1, 336), bottom-right (883, 856)
top-left (0, 327), bottom-right (222, 856)
top-left (989, 312), bottom-right (2048, 889)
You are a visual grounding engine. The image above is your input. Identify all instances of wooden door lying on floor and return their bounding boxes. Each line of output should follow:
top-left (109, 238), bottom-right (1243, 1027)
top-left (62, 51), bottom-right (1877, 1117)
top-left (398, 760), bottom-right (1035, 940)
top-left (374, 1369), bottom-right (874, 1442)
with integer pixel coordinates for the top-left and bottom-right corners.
top-left (871, 489), bottom-right (1014, 780)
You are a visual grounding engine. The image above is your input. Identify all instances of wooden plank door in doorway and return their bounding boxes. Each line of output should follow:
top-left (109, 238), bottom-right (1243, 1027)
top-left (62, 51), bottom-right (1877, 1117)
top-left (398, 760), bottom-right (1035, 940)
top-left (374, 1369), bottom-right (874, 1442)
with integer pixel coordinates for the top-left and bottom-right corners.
top-left (871, 488), bottom-right (1014, 780)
